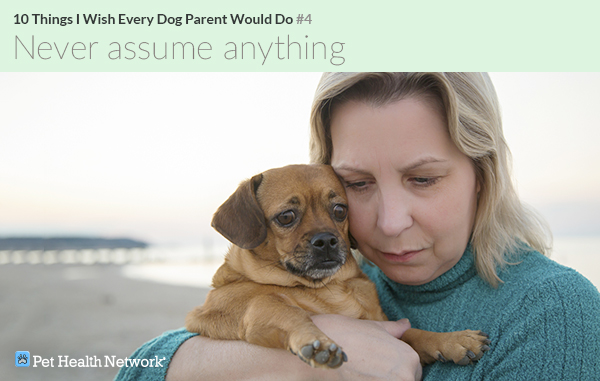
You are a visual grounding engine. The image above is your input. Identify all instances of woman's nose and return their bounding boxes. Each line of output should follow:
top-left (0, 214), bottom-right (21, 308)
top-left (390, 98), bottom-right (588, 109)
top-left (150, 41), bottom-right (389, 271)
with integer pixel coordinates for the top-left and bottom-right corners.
top-left (377, 188), bottom-right (413, 237)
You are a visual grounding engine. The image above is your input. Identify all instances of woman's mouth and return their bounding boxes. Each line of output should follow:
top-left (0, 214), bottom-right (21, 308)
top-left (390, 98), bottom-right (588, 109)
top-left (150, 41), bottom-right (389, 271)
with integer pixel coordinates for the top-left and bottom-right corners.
top-left (380, 249), bottom-right (423, 263)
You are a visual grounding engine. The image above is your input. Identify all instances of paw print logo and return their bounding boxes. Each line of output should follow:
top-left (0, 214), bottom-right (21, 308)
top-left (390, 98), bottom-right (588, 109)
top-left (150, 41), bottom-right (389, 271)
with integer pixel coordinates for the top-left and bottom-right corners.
top-left (15, 351), bottom-right (30, 367)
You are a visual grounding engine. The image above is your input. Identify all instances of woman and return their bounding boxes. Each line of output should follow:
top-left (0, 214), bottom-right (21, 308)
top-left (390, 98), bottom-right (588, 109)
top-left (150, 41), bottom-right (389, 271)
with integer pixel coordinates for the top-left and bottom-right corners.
top-left (116, 73), bottom-right (600, 380)
top-left (307, 72), bottom-right (600, 379)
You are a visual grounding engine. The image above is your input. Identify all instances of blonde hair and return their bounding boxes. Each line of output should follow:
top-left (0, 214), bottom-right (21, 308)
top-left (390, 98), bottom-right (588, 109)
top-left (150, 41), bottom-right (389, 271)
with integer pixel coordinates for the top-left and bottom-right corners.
top-left (309, 72), bottom-right (552, 287)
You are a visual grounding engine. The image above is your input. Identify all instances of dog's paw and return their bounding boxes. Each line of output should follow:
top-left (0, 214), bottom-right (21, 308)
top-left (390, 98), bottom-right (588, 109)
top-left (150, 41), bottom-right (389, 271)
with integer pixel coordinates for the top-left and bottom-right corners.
top-left (436, 330), bottom-right (491, 365)
top-left (290, 339), bottom-right (348, 369)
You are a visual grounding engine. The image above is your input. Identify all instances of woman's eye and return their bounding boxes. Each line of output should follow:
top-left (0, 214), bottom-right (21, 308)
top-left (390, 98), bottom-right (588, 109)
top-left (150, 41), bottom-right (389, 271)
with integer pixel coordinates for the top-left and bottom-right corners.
top-left (332, 204), bottom-right (348, 221)
top-left (344, 180), bottom-right (372, 195)
top-left (346, 181), bottom-right (367, 189)
top-left (412, 177), bottom-right (439, 187)
top-left (276, 210), bottom-right (296, 226)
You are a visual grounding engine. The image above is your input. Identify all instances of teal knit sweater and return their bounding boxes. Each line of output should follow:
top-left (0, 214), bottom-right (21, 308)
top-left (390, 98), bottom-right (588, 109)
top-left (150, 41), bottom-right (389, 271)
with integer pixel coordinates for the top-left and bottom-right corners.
top-left (115, 245), bottom-right (600, 380)
top-left (362, 245), bottom-right (600, 380)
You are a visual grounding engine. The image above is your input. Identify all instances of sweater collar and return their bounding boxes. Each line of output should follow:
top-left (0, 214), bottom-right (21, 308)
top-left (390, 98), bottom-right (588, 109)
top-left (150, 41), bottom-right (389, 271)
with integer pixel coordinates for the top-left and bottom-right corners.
top-left (376, 244), bottom-right (478, 299)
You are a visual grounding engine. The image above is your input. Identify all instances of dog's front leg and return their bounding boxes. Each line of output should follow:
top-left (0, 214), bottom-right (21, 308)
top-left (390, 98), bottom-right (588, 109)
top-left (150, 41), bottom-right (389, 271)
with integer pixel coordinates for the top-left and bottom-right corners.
top-left (401, 328), bottom-right (491, 366)
top-left (242, 293), bottom-right (347, 369)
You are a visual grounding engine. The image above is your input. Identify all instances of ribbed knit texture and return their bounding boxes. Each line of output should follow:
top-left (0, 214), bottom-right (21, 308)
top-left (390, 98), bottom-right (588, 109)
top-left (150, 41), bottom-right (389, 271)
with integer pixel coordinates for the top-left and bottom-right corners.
top-left (362, 245), bottom-right (600, 380)
top-left (114, 328), bottom-right (197, 381)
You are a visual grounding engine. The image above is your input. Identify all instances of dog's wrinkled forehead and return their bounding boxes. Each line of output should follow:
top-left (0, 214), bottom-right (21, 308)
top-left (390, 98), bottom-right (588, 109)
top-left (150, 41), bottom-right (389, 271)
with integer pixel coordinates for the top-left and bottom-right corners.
top-left (256, 165), bottom-right (347, 214)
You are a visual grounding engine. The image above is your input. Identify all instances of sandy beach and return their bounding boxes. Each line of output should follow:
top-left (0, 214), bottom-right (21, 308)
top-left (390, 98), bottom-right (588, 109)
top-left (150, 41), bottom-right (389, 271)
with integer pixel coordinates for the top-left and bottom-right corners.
top-left (1, 264), bottom-right (208, 381)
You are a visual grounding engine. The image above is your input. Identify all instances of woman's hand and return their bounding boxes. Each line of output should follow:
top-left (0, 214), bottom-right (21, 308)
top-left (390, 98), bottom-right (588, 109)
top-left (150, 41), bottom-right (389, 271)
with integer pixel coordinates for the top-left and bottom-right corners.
top-left (167, 315), bottom-right (422, 381)
top-left (311, 314), bottom-right (422, 380)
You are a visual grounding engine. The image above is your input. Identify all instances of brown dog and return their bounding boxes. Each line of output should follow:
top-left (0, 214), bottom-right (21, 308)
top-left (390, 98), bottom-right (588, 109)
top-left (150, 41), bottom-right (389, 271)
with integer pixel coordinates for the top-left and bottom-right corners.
top-left (186, 164), bottom-right (490, 369)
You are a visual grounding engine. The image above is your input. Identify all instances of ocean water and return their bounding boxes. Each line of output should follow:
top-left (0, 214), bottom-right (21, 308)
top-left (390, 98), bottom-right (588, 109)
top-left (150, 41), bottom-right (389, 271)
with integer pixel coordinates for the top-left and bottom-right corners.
top-left (120, 236), bottom-right (600, 290)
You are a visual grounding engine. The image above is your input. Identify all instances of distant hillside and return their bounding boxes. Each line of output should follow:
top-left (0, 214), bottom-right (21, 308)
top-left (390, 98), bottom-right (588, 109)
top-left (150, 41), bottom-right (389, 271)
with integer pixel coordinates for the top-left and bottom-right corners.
top-left (0, 237), bottom-right (148, 250)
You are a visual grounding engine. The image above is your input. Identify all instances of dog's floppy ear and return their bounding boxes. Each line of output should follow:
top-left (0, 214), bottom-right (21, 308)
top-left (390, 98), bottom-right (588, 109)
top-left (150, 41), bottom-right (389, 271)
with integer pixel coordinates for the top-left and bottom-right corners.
top-left (211, 174), bottom-right (267, 250)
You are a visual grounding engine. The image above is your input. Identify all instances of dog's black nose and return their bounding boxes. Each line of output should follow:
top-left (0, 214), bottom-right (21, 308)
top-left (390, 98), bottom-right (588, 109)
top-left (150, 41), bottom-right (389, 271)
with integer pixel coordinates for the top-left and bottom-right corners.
top-left (310, 233), bottom-right (338, 251)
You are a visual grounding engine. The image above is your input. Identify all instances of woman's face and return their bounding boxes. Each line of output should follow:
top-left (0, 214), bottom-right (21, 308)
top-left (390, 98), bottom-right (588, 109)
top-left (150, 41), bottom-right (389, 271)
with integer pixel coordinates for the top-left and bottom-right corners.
top-left (330, 98), bottom-right (479, 286)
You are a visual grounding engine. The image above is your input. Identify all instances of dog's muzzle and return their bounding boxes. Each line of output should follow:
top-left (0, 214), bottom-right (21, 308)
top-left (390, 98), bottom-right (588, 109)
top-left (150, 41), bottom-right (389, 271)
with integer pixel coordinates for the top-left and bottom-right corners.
top-left (285, 232), bottom-right (347, 281)
top-left (310, 232), bottom-right (341, 267)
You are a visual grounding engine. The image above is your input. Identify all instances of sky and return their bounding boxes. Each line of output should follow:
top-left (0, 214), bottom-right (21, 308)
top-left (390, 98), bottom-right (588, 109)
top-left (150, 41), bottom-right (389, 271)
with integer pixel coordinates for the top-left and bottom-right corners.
top-left (1, 72), bottom-right (599, 246)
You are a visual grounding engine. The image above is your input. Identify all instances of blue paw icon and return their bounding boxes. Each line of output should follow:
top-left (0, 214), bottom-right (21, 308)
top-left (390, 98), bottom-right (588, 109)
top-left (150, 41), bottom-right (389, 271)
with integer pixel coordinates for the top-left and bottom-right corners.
top-left (15, 351), bottom-right (30, 367)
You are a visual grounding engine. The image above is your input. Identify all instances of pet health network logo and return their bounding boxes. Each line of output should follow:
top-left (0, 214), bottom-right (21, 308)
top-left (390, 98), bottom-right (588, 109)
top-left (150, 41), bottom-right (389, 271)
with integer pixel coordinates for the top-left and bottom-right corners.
top-left (15, 351), bottom-right (30, 367)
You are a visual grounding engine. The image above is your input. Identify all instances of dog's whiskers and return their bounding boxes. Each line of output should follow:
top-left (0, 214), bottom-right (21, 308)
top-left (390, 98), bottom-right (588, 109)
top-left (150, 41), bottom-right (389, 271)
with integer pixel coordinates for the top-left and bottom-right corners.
top-left (258, 260), bottom-right (280, 270)
top-left (318, 278), bottom-right (334, 295)
top-left (259, 260), bottom-right (283, 277)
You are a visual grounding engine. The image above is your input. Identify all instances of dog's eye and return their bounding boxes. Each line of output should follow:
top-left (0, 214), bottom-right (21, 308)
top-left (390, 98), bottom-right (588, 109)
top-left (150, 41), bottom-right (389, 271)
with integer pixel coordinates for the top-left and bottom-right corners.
top-left (333, 204), bottom-right (348, 221)
top-left (276, 210), bottom-right (296, 226)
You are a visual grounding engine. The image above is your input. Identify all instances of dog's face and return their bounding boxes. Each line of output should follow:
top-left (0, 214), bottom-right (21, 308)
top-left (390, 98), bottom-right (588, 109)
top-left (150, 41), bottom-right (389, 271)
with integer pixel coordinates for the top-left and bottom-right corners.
top-left (212, 164), bottom-right (353, 281)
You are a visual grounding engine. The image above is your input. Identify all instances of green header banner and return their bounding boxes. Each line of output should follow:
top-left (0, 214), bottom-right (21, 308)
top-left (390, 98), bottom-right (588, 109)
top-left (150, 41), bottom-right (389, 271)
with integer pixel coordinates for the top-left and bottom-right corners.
top-left (2, 0), bottom-right (600, 71)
